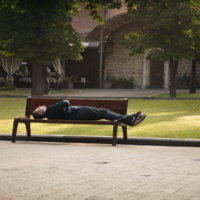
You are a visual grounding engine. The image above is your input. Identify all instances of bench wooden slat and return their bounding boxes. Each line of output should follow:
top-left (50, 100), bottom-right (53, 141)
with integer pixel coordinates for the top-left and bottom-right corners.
top-left (30, 98), bottom-right (123, 103)
top-left (30, 99), bottom-right (123, 107)
top-left (18, 118), bottom-right (115, 125)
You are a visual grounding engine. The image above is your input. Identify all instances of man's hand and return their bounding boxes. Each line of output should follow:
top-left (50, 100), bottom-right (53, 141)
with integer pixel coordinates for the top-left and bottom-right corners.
top-left (62, 107), bottom-right (67, 111)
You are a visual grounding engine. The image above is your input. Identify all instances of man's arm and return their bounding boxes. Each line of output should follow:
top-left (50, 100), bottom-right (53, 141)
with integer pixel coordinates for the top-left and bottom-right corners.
top-left (46, 100), bottom-right (71, 114)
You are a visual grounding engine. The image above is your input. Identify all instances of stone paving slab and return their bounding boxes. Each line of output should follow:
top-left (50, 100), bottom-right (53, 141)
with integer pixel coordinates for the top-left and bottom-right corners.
top-left (1, 141), bottom-right (200, 200)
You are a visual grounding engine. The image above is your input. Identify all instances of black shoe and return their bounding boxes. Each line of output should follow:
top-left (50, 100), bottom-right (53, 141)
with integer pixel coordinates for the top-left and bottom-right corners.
top-left (134, 114), bottom-right (146, 126)
top-left (130, 111), bottom-right (141, 126)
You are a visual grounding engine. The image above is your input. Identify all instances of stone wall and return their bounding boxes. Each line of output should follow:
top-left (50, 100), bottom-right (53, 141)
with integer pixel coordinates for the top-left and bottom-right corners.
top-left (178, 60), bottom-right (200, 83)
top-left (103, 21), bottom-right (147, 88)
top-left (72, 4), bottom-right (127, 39)
top-left (176, 60), bottom-right (200, 88)
top-left (178, 60), bottom-right (191, 76)
top-left (103, 20), bottom-right (200, 88)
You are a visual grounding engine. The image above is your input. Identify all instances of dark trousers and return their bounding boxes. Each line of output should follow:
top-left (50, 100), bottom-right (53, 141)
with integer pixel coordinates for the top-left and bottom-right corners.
top-left (76, 106), bottom-right (135, 126)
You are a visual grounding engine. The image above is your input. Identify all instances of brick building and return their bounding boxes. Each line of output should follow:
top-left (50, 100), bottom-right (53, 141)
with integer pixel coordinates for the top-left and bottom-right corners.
top-left (66, 3), bottom-right (200, 89)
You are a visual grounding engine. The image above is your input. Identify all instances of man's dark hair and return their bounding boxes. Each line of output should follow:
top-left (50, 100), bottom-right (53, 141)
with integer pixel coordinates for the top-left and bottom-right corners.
top-left (32, 113), bottom-right (45, 119)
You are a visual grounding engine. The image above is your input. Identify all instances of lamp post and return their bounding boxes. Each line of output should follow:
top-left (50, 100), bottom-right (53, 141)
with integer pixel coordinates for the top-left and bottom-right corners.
top-left (99, 28), bottom-right (103, 89)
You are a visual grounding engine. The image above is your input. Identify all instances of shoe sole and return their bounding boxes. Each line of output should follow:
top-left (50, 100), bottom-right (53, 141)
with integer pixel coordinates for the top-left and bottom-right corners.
top-left (134, 114), bottom-right (146, 126)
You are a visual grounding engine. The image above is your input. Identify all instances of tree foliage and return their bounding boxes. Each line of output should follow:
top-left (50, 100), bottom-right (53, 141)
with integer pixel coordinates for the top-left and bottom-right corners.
top-left (2, 0), bottom-right (200, 96)
top-left (83, 0), bottom-right (122, 23)
top-left (123, 0), bottom-right (200, 97)
top-left (0, 0), bottom-right (84, 65)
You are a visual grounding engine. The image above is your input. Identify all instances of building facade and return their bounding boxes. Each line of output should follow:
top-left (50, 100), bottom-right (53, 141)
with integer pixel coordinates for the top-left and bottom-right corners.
top-left (67, 4), bottom-right (200, 89)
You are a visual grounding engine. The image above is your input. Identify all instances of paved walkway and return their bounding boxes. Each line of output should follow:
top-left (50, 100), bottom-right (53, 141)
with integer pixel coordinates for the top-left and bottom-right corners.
top-left (52, 89), bottom-right (196, 98)
top-left (1, 140), bottom-right (200, 200)
top-left (63, 88), bottom-right (165, 98)
top-left (2, 88), bottom-right (199, 98)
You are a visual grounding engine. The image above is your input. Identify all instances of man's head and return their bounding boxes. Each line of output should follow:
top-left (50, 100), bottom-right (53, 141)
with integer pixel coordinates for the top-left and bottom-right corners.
top-left (32, 106), bottom-right (47, 119)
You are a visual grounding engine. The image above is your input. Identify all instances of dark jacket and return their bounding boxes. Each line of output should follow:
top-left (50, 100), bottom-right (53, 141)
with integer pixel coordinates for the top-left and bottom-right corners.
top-left (44, 100), bottom-right (79, 120)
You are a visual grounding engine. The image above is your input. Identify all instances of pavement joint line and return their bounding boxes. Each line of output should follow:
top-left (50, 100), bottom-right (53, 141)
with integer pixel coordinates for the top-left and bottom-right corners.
top-left (1, 134), bottom-right (200, 147)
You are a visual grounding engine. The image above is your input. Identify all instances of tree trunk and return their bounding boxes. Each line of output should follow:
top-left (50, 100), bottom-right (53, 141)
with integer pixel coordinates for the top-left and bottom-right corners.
top-left (169, 56), bottom-right (178, 97)
top-left (31, 57), bottom-right (44, 96)
top-left (190, 59), bottom-right (196, 93)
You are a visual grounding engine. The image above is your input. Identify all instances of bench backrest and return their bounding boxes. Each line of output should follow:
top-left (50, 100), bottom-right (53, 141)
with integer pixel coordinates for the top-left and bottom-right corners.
top-left (25, 97), bottom-right (128, 118)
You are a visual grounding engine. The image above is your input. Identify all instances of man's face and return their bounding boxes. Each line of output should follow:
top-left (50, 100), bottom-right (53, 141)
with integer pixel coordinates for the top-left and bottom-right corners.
top-left (33, 105), bottom-right (47, 115)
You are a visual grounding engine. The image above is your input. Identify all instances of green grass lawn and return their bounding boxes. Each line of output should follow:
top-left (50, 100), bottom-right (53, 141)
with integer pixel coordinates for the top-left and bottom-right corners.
top-left (153, 92), bottom-right (200, 98)
top-left (0, 90), bottom-right (76, 95)
top-left (0, 98), bottom-right (200, 139)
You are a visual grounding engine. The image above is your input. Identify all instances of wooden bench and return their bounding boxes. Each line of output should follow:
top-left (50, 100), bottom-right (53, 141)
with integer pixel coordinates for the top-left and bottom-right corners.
top-left (12, 97), bottom-right (128, 146)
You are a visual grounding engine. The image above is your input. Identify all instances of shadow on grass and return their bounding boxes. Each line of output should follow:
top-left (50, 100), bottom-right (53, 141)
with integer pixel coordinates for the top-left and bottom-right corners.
top-left (30, 124), bottom-right (124, 137)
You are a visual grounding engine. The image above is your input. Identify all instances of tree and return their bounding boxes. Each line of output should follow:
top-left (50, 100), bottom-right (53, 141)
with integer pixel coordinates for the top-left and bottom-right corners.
top-left (0, 0), bottom-right (86, 95)
top-left (178, 4), bottom-right (200, 93)
top-left (190, 59), bottom-right (197, 93)
top-left (188, 29), bottom-right (200, 93)
top-left (123, 0), bottom-right (200, 97)
top-left (0, 0), bottom-right (125, 95)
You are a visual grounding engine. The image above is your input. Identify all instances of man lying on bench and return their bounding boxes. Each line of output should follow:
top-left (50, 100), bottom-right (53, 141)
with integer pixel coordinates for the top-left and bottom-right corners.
top-left (32, 100), bottom-right (146, 127)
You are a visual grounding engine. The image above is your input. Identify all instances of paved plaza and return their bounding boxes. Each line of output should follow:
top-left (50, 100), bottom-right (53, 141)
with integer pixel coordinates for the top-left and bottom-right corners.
top-left (51, 89), bottom-right (199, 98)
top-left (1, 140), bottom-right (200, 200)
top-left (8, 88), bottom-right (200, 98)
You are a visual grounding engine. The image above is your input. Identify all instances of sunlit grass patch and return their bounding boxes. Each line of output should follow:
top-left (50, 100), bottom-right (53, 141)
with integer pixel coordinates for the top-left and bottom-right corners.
top-left (152, 92), bottom-right (200, 98)
top-left (126, 99), bottom-right (200, 138)
top-left (148, 112), bottom-right (184, 116)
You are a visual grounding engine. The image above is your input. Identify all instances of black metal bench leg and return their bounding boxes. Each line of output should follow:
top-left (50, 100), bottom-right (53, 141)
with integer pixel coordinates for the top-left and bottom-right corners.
top-left (122, 125), bottom-right (127, 144)
top-left (12, 118), bottom-right (19, 143)
top-left (25, 123), bottom-right (31, 141)
top-left (112, 120), bottom-right (118, 146)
